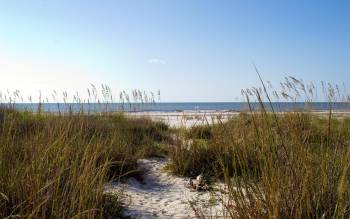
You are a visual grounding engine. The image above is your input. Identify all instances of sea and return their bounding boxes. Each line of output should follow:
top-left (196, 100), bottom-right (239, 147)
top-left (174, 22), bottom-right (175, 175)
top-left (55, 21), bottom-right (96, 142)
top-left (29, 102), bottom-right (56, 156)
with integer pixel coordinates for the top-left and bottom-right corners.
top-left (6, 102), bottom-right (350, 113)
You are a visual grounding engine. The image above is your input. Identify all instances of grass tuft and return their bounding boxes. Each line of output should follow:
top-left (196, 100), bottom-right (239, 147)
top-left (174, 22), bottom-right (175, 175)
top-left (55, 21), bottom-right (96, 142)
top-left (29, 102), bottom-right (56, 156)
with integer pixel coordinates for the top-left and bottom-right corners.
top-left (0, 106), bottom-right (169, 218)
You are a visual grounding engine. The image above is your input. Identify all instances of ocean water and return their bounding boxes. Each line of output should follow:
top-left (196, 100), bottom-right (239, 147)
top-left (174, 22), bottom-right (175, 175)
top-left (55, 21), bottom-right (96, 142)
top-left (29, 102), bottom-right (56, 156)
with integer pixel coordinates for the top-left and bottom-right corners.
top-left (7, 102), bottom-right (350, 113)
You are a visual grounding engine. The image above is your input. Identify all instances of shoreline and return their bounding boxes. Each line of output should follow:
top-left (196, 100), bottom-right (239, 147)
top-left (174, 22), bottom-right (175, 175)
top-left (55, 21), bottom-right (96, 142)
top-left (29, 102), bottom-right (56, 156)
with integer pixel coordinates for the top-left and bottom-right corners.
top-left (126, 110), bottom-right (350, 128)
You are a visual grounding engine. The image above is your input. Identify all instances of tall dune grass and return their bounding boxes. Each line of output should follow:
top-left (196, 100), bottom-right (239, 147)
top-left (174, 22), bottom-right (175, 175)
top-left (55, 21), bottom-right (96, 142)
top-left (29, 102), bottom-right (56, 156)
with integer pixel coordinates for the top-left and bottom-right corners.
top-left (169, 77), bottom-right (350, 218)
top-left (0, 89), bottom-right (169, 218)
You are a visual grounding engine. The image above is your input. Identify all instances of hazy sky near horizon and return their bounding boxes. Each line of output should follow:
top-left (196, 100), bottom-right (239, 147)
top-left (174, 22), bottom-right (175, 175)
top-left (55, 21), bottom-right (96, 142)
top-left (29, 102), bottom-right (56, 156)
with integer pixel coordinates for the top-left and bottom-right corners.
top-left (0, 0), bottom-right (349, 102)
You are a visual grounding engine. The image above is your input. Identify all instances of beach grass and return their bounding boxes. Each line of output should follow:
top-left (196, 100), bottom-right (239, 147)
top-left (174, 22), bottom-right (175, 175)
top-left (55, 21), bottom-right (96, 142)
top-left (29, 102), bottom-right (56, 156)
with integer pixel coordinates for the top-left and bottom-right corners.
top-left (0, 106), bottom-right (169, 218)
top-left (168, 78), bottom-right (350, 218)
top-left (1, 77), bottom-right (350, 218)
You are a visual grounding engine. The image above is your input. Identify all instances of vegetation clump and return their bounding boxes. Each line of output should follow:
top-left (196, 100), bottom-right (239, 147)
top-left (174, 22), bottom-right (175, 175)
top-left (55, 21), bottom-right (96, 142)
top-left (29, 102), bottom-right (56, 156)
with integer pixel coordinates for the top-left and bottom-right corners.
top-left (0, 106), bottom-right (169, 218)
top-left (168, 77), bottom-right (350, 218)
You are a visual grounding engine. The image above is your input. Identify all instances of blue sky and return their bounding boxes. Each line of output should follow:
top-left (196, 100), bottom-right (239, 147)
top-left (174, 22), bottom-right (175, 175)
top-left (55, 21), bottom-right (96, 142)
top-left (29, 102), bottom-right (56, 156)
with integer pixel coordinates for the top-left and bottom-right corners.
top-left (0, 0), bottom-right (349, 102)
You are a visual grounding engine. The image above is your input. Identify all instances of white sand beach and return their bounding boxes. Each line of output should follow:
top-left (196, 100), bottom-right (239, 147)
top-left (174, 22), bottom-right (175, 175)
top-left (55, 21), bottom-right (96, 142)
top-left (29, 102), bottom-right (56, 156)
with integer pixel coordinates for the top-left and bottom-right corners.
top-left (127, 111), bottom-right (239, 128)
top-left (127, 110), bottom-right (350, 128)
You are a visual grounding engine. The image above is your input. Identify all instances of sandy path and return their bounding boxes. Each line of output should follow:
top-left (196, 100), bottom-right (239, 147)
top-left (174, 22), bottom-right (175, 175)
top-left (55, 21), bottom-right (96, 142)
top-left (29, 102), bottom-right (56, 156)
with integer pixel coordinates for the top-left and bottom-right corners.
top-left (106, 158), bottom-right (225, 218)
